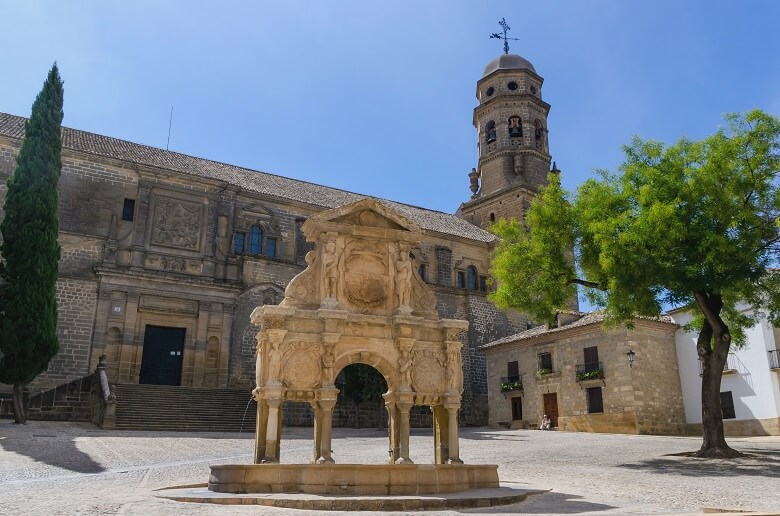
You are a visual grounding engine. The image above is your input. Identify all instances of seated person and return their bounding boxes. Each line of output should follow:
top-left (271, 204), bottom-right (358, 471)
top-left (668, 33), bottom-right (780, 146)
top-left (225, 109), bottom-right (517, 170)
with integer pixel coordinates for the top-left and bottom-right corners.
top-left (539, 414), bottom-right (552, 431)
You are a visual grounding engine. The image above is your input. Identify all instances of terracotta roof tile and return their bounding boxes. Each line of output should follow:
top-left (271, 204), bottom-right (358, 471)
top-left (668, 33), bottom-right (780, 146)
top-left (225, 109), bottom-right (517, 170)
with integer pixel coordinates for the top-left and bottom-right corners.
top-left (0, 112), bottom-right (496, 243)
top-left (479, 311), bottom-right (675, 350)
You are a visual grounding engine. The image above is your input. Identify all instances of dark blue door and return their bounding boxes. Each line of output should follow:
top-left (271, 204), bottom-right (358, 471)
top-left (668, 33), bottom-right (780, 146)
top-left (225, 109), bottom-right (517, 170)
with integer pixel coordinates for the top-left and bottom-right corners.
top-left (139, 325), bottom-right (185, 385)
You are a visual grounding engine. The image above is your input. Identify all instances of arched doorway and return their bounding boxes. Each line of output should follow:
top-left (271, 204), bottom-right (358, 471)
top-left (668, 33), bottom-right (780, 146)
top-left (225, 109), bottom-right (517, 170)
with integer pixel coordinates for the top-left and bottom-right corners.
top-left (334, 363), bottom-right (388, 429)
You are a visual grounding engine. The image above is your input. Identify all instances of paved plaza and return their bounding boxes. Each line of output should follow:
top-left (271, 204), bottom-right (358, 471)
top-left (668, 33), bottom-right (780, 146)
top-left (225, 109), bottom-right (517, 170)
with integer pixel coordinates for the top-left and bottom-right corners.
top-left (1, 419), bottom-right (779, 515)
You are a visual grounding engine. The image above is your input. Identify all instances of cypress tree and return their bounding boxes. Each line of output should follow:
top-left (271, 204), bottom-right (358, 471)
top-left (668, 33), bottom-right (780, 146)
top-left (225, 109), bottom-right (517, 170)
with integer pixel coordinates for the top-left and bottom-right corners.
top-left (0, 64), bottom-right (64, 424)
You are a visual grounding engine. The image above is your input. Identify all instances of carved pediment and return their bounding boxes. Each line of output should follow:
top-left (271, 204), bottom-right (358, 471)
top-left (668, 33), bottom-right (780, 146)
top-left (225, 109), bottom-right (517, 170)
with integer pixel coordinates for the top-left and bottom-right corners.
top-left (302, 199), bottom-right (420, 240)
top-left (241, 202), bottom-right (275, 219)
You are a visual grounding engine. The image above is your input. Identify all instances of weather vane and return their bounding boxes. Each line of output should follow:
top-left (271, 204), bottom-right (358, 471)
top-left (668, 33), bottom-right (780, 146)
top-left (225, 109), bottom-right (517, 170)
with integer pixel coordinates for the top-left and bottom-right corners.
top-left (490, 17), bottom-right (519, 54)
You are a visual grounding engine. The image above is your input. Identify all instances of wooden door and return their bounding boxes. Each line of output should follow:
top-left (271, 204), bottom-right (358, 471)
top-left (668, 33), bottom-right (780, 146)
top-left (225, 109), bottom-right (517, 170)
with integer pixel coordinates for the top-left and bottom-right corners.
top-left (139, 325), bottom-right (186, 385)
top-left (583, 346), bottom-right (600, 371)
top-left (542, 392), bottom-right (559, 427)
top-left (511, 396), bottom-right (522, 421)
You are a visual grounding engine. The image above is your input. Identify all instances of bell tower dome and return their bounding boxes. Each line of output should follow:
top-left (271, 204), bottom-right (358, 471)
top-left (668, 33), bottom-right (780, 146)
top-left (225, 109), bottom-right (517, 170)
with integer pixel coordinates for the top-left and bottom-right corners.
top-left (458, 52), bottom-right (553, 229)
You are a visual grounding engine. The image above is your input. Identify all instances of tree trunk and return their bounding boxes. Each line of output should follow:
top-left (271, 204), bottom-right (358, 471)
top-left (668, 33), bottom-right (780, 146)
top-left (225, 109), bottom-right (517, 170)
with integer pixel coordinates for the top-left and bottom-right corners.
top-left (12, 383), bottom-right (26, 425)
top-left (694, 292), bottom-right (741, 458)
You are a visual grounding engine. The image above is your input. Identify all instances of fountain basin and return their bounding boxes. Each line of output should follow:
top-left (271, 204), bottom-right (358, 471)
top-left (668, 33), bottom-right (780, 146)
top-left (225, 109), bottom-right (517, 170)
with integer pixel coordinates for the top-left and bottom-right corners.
top-left (209, 463), bottom-right (499, 496)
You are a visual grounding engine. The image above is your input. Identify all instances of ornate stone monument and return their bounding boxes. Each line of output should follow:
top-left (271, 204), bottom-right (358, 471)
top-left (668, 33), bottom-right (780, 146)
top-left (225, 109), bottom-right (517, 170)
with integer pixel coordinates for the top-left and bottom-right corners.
top-left (208, 199), bottom-right (498, 495)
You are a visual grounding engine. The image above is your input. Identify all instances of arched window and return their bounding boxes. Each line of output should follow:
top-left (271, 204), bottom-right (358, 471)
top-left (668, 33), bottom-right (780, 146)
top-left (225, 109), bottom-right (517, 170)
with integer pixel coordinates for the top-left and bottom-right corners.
top-left (508, 116), bottom-right (522, 138)
top-left (248, 225), bottom-right (262, 255)
top-left (418, 264), bottom-right (427, 283)
top-left (467, 265), bottom-right (478, 290)
top-left (485, 121), bottom-right (496, 143)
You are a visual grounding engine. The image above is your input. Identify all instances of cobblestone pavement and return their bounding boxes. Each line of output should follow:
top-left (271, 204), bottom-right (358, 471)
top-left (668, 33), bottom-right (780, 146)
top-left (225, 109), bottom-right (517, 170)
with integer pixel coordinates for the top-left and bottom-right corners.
top-left (1, 420), bottom-right (779, 515)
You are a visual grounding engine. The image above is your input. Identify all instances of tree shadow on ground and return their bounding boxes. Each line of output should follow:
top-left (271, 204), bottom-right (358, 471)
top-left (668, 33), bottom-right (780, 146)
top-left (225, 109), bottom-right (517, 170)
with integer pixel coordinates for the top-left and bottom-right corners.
top-left (618, 447), bottom-right (780, 478)
top-left (460, 490), bottom-right (615, 514)
top-left (459, 429), bottom-right (529, 442)
top-left (0, 424), bottom-right (105, 474)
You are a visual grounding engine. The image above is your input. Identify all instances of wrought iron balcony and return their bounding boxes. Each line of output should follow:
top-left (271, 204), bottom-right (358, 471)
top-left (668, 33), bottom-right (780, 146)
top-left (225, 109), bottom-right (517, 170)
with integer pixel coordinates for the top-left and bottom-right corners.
top-left (499, 375), bottom-right (523, 393)
top-left (769, 349), bottom-right (779, 370)
top-left (697, 352), bottom-right (738, 375)
top-left (575, 361), bottom-right (604, 381)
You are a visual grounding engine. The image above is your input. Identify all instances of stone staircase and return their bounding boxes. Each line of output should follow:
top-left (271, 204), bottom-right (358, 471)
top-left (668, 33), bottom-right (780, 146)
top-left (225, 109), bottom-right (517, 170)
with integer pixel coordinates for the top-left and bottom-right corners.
top-left (113, 384), bottom-right (256, 432)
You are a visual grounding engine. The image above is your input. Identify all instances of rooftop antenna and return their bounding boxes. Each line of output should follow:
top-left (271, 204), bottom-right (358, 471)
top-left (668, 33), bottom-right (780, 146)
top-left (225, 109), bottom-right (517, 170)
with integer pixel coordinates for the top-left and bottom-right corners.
top-left (166, 106), bottom-right (173, 150)
top-left (490, 17), bottom-right (519, 54)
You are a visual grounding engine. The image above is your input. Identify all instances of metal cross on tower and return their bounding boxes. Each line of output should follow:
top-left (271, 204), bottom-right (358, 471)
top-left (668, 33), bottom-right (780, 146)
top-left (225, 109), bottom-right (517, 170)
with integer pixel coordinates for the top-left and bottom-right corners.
top-left (490, 17), bottom-right (519, 55)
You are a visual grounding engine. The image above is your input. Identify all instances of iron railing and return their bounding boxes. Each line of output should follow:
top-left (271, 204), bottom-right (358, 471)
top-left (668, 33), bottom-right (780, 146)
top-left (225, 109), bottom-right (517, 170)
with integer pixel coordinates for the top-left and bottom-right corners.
top-left (575, 361), bottom-right (604, 381)
top-left (697, 352), bottom-right (738, 375)
top-left (500, 375), bottom-right (523, 392)
top-left (769, 349), bottom-right (779, 369)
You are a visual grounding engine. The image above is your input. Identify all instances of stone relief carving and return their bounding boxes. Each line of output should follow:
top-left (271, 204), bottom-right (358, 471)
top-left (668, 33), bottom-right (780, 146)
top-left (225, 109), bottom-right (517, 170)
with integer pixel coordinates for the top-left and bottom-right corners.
top-left (411, 352), bottom-right (445, 393)
top-left (446, 347), bottom-right (463, 394)
top-left (398, 349), bottom-right (413, 390)
top-left (343, 242), bottom-right (387, 310)
top-left (282, 342), bottom-right (322, 390)
top-left (138, 295), bottom-right (198, 315)
top-left (151, 196), bottom-right (202, 250)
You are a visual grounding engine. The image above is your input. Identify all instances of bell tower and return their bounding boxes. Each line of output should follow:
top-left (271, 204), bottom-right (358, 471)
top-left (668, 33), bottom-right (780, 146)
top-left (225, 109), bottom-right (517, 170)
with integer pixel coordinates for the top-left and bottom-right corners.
top-left (458, 51), bottom-right (554, 229)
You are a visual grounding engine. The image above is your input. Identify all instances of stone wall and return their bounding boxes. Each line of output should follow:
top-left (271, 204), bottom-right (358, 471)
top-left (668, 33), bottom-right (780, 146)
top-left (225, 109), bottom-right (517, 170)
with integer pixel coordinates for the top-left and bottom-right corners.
top-left (0, 136), bottom-right (517, 427)
top-left (0, 375), bottom-right (94, 421)
top-left (484, 319), bottom-right (687, 435)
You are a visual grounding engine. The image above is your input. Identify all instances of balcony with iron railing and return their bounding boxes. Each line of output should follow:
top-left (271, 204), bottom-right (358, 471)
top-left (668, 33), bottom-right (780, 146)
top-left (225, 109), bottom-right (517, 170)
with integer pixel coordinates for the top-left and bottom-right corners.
top-left (575, 361), bottom-right (605, 382)
top-left (769, 349), bottom-right (779, 370)
top-left (500, 375), bottom-right (523, 393)
top-left (698, 352), bottom-right (738, 375)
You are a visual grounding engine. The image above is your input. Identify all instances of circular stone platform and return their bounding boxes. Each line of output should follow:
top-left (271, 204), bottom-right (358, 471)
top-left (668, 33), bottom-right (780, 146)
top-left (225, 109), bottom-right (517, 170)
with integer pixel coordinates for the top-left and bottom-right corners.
top-left (208, 463), bottom-right (499, 495)
top-left (155, 482), bottom-right (547, 511)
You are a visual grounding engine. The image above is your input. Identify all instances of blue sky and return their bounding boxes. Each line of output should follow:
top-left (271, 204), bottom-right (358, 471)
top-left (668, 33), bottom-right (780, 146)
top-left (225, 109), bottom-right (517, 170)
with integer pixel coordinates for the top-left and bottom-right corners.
top-left (3, 1), bottom-right (780, 214)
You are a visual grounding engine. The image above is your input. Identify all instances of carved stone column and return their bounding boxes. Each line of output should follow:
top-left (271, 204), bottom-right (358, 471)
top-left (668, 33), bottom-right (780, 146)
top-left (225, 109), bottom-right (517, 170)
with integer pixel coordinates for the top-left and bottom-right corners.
top-left (309, 400), bottom-right (322, 464)
top-left (316, 396), bottom-right (337, 464)
top-left (395, 399), bottom-right (414, 464)
top-left (253, 396), bottom-right (268, 464)
top-left (383, 393), bottom-right (400, 463)
top-left (263, 397), bottom-right (283, 463)
top-left (118, 292), bottom-right (140, 383)
top-left (432, 405), bottom-right (450, 464)
top-left (446, 403), bottom-right (462, 464)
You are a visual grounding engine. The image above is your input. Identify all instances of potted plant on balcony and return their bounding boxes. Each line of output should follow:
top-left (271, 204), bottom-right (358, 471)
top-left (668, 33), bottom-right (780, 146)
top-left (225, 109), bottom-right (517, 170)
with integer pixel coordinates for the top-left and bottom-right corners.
top-left (576, 368), bottom-right (604, 381)
top-left (535, 367), bottom-right (552, 379)
top-left (500, 379), bottom-right (523, 392)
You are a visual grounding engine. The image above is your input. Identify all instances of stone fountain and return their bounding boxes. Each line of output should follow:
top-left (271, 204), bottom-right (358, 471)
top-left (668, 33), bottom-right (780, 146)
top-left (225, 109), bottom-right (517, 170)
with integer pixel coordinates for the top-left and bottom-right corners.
top-left (209, 198), bottom-right (497, 495)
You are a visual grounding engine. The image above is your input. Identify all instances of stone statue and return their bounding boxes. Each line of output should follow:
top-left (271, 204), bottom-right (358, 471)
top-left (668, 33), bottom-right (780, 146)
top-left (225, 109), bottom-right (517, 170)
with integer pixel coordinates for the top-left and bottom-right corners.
top-left (322, 349), bottom-right (334, 383)
top-left (395, 248), bottom-right (412, 309)
top-left (322, 240), bottom-right (342, 301)
top-left (267, 339), bottom-right (281, 383)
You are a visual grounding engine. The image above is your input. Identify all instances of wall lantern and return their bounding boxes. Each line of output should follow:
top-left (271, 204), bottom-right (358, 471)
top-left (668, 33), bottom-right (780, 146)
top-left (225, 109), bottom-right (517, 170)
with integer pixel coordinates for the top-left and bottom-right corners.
top-left (626, 349), bottom-right (636, 368)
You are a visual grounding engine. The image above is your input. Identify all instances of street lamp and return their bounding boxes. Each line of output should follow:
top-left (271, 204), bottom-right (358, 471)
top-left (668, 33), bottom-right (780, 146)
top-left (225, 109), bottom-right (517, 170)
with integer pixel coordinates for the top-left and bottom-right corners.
top-left (626, 349), bottom-right (636, 368)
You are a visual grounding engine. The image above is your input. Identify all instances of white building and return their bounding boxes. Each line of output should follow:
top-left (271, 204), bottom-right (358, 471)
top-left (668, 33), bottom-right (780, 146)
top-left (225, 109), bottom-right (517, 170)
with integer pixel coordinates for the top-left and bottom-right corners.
top-left (671, 306), bottom-right (780, 436)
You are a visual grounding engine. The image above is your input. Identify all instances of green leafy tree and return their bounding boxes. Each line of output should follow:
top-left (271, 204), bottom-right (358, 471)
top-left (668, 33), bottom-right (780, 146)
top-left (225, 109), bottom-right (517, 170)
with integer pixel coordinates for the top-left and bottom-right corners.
top-left (0, 64), bottom-right (64, 424)
top-left (490, 110), bottom-right (780, 457)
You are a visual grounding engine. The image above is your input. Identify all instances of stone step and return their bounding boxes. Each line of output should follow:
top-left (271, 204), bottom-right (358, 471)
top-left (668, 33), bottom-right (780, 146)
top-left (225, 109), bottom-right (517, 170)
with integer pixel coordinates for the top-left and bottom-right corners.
top-left (112, 384), bottom-right (257, 432)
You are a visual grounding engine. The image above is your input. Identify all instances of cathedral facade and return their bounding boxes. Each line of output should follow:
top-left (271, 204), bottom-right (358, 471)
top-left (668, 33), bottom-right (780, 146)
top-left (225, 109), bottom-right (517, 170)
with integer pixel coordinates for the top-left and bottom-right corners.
top-left (0, 53), bottom-right (553, 425)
